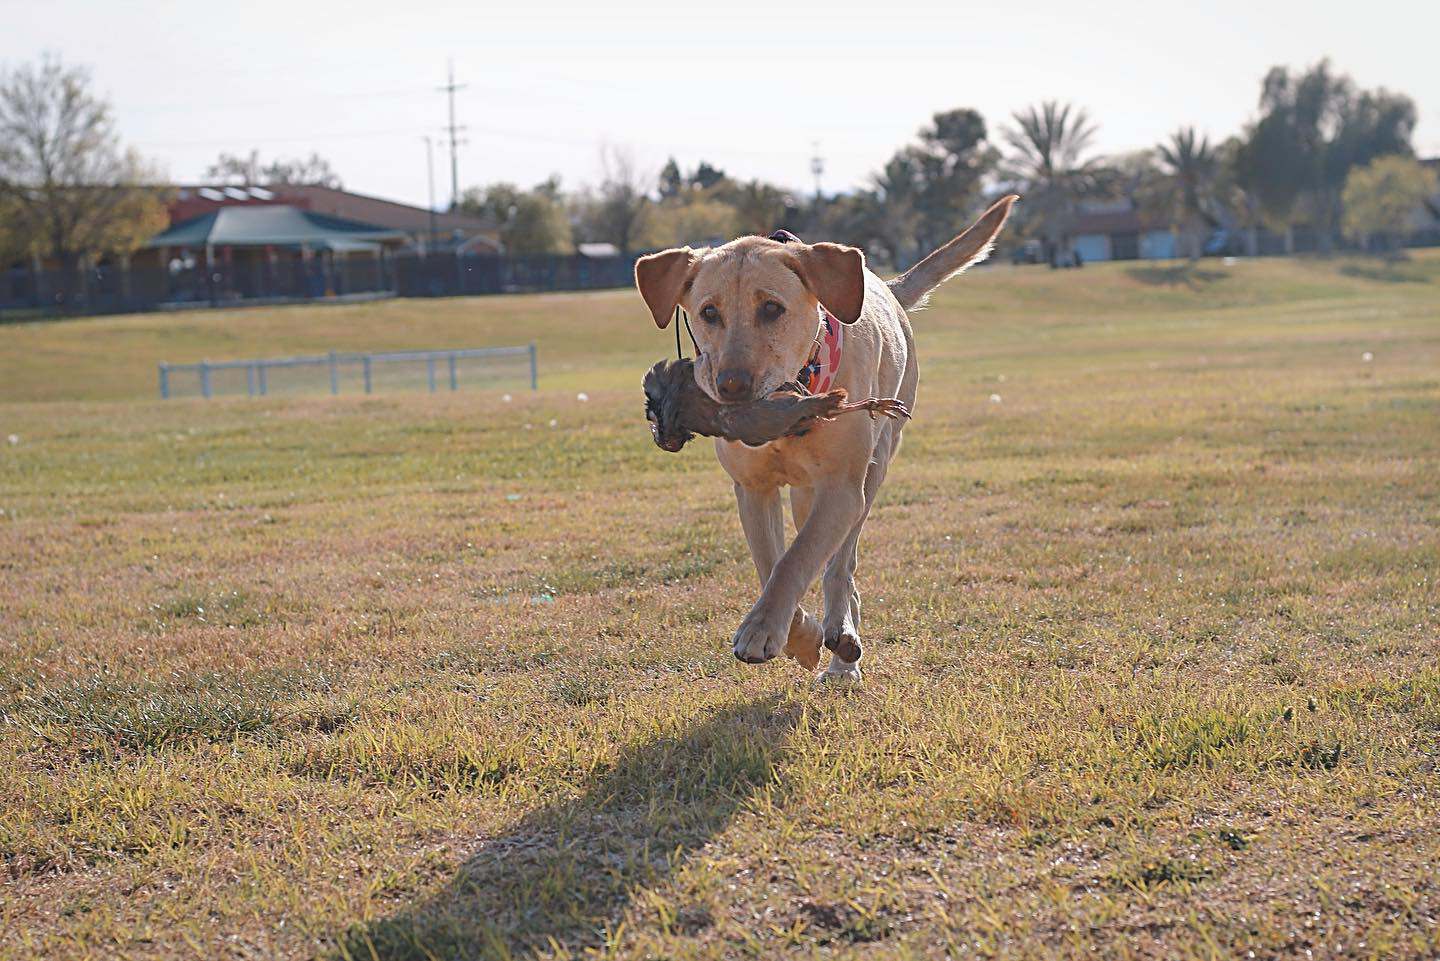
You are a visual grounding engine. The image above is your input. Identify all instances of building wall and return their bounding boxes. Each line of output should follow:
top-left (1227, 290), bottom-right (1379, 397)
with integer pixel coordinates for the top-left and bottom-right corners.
top-left (1071, 234), bottom-right (1111, 263)
top-left (1140, 231), bottom-right (1177, 260)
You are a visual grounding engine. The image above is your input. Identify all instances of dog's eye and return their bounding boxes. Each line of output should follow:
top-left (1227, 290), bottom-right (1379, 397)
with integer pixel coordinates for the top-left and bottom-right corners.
top-left (761, 300), bottom-right (785, 321)
top-left (700, 305), bottom-right (720, 325)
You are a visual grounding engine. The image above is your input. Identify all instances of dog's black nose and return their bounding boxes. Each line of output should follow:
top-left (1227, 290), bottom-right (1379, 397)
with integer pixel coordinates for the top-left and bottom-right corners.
top-left (716, 368), bottom-right (753, 402)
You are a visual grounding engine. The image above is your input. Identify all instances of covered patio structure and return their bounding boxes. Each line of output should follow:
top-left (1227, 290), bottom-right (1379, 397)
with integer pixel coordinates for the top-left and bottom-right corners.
top-left (137, 205), bottom-right (409, 305)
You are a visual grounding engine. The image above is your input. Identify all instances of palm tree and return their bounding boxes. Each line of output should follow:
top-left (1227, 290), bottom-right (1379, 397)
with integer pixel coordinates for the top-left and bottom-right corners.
top-left (870, 151), bottom-right (925, 268)
top-left (1156, 127), bottom-right (1221, 259)
top-left (1001, 101), bottom-right (1100, 264)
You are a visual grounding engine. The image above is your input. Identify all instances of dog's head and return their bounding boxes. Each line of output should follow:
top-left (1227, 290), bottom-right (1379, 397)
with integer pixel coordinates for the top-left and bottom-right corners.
top-left (634, 236), bottom-right (866, 404)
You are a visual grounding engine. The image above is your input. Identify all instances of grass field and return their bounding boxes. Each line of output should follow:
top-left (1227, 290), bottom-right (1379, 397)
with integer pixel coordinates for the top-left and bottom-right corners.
top-left (1, 253), bottom-right (1438, 960)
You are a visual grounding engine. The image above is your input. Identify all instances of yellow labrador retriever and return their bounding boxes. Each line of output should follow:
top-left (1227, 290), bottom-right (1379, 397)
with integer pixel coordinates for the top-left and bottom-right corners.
top-left (635, 196), bottom-right (1017, 680)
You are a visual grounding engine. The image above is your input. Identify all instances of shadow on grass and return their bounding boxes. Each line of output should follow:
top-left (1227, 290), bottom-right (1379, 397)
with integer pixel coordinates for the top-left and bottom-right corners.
top-left (1125, 264), bottom-right (1231, 289)
top-left (336, 694), bottom-right (796, 960)
top-left (1338, 260), bottom-right (1432, 284)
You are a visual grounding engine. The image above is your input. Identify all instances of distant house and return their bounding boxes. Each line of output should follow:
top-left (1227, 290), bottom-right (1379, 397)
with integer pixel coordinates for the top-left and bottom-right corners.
top-left (167, 184), bottom-right (501, 254)
top-left (135, 204), bottom-right (414, 302)
top-left (1064, 200), bottom-right (1176, 263)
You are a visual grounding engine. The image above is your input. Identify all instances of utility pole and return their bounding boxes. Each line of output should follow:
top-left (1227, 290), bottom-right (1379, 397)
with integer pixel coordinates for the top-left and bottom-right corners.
top-left (423, 136), bottom-right (438, 254)
top-left (438, 60), bottom-right (467, 211)
top-left (810, 141), bottom-right (825, 204)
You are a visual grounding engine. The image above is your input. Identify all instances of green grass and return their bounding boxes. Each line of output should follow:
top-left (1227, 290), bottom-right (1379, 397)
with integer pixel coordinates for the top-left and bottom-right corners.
top-left (1, 253), bottom-right (1438, 959)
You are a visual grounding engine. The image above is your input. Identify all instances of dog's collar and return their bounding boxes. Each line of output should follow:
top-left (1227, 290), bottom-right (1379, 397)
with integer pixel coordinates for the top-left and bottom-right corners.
top-left (796, 305), bottom-right (842, 394)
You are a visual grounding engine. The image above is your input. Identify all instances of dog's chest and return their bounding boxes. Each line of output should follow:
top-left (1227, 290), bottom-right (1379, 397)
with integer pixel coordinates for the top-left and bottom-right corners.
top-left (713, 435), bottom-right (820, 489)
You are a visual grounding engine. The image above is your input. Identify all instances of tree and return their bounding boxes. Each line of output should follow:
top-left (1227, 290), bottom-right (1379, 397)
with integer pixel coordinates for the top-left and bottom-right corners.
top-left (865, 109), bottom-right (997, 264)
top-left (458, 180), bottom-right (573, 254)
top-left (910, 109), bottom-right (999, 252)
top-left (633, 198), bottom-right (739, 249)
top-left (1235, 60), bottom-right (1416, 250)
top-left (504, 192), bottom-right (574, 255)
top-left (709, 178), bottom-right (796, 235)
top-left (806, 189), bottom-right (889, 261)
top-left (574, 146), bottom-right (652, 251)
top-left (869, 152), bottom-right (925, 267)
top-left (0, 196), bottom-right (26, 263)
top-left (205, 150), bottom-right (342, 188)
top-left (458, 182), bottom-right (523, 224)
top-left (1001, 101), bottom-right (1100, 264)
top-left (658, 157), bottom-right (684, 201)
top-left (1342, 155), bottom-right (1436, 255)
top-left (691, 161), bottom-right (725, 191)
top-left (0, 56), bottom-right (168, 303)
top-left (1213, 137), bottom-right (1265, 256)
top-left (1156, 128), bottom-right (1221, 259)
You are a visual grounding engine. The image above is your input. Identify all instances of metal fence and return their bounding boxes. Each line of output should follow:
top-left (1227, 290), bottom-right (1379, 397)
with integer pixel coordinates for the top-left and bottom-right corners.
top-left (392, 252), bottom-right (643, 297)
top-left (0, 258), bottom-right (399, 321)
top-left (2, 252), bottom-right (647, 321)
top-left (158, 345), bottom-right (537, 400)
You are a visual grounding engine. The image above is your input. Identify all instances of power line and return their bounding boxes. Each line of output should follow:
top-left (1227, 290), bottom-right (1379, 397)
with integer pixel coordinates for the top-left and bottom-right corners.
top-left (133, 126), bottom-right (436, 148)
top-left (120, 86), bottom-right (435, 114)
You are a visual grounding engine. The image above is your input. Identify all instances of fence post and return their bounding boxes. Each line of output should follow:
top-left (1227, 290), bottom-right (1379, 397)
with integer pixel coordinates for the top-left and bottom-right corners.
top-left (247, 361), bottom-right (257, 397)
top-left (328, 352), bottom-right (339, 395)
top-left (363, 355), bottom-right (372, 394)
top-left (529, 343), bottom-right (538, 391)
top-left (426, 354), bottom-right (437, 393)
top-left (258, 360), bottom-right (268, 396)
top-left (447, 353), bottom-right (458, 391)
top-left (158, 364), bottom-right (170, 400)
top-left (200, 361), bottom-right (211, 399)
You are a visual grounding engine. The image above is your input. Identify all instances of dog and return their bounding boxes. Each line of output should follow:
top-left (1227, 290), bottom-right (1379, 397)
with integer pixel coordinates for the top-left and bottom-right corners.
top-left (634, 196), bottom-right (1017, 681)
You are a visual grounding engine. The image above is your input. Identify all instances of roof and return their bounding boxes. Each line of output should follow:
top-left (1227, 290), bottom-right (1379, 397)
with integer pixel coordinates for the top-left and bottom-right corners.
top-left (268, 184), bottom-right (499, 235)
top-left (145, 205), bottom-right (407, 249)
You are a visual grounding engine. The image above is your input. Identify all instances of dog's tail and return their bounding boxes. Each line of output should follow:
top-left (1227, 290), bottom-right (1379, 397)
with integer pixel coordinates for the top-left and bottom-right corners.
top-left (887, 194), bottom-right (1019, 311)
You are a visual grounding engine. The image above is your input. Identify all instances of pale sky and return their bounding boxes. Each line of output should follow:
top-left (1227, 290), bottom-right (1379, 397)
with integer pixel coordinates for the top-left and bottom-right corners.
top-left (4, 0), bottom-right (1437, 209)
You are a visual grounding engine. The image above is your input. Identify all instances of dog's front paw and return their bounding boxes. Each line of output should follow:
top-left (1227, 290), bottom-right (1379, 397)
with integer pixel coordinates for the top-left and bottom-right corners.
top-left (732, 609), bottom-right (789, 664)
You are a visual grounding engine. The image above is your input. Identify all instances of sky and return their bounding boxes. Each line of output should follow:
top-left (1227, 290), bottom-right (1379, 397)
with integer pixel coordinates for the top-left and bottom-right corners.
top-left (4, 0), bottom-right (1437, 210)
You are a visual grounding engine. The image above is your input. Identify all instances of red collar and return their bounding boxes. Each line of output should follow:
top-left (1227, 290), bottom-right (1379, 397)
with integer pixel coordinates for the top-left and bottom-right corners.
top-left (795, 305), bottom-right (843, 394)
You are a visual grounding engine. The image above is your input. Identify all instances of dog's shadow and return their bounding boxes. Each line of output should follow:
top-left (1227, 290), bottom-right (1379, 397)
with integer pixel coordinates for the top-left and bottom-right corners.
top-left (336, 694), bottom-right (796, 960)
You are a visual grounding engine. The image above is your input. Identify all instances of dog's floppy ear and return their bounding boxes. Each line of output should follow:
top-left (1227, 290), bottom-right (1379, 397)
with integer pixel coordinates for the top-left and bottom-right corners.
top-left (634, 247), bottom-right (698, 329)
top-left (792, 242), bottom-right (866, 325)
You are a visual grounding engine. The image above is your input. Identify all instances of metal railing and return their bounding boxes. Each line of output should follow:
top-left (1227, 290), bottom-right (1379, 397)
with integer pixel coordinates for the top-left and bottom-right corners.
top-left (158, 344), bottom-right (537, 399)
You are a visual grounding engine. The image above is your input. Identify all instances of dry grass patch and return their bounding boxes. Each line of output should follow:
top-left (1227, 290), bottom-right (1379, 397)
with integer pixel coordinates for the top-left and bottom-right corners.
top-left (1, 253), bottom-right (1437, 959)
